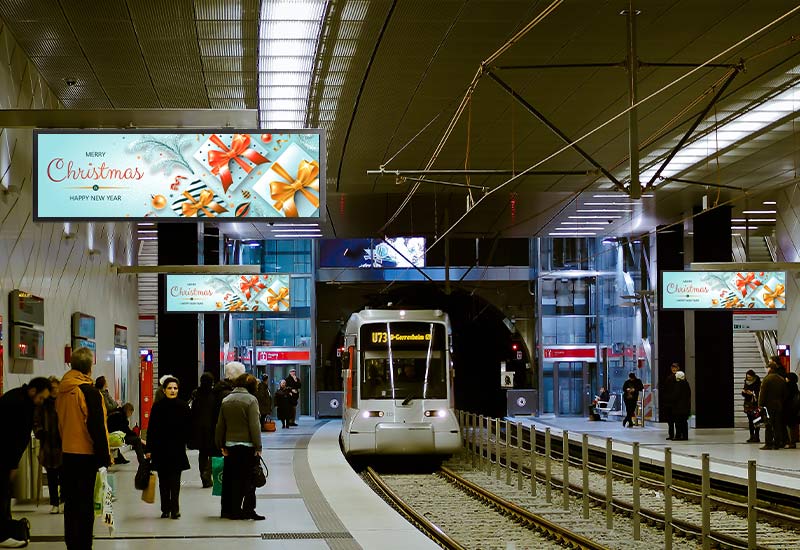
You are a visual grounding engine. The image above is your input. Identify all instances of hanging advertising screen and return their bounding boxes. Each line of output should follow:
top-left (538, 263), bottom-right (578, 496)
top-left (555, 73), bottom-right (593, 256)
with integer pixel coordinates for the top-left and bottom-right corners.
top-left (34, 129), bottom-right (324, 221)
top-left (661, 271), bottom-right (786, 310)
top-left (319, 237), bottom-right (426, 268)
top-left (165, 274), bottom-right (291, 313)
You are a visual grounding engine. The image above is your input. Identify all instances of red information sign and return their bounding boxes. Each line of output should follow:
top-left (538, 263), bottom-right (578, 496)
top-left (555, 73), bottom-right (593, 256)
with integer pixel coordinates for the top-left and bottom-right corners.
top-left (543, 347), bottom-right (596, 360)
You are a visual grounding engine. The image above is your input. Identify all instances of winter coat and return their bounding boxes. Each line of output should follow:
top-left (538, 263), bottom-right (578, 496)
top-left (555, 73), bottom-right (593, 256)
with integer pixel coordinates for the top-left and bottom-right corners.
top-left (758, 371), bottom-right (787, 414)
top-left (145, 397), bottom-right (190, 473)
top-left (34, 398), bottom-right (63, 469)
top-left (275, 387), bottom-right (293, 421)
top-left (189, 385), bottom-right (217, 452)
top-left (100, 388), bottom-right (118, 414)
top-left (661, 373), bottom-right (677, 419)
top-left (285, 374), bottom-right (301, 405)
top-left (256, 382), bottom-right (273, 415)
top-left (622, 377), bottom-right (643, 404)
top-left (212, 379), bottom-right (235, 424)
top-left (741, 376), bottom-right (761, 413)
top-left (215, 388), bottom-right (261, 450)
top-left (106, 409), bottom-right (137, 443)
top-left (785, 380), bottom-right (800, 425)
top-left (671, 379), bottom-right (691, 418)
top-left (56, 370), bottom-right (111, 468)
top-left (0, 385), bottom-right (37, 470)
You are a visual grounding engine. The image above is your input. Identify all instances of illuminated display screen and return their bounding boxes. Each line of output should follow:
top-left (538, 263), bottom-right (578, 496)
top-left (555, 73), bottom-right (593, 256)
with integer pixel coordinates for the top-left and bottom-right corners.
top-left (319, 237), bottom-right (426, 268)
top-left (72, 312), bottom-right (96, 339)
top-left (165, 273), bottom-right (291, 313)
top-left (14, 326), bottom-right (45, 360)
top-left (9, 290), bottom-right (44, 325)
top-left (661, 271), bottom-right (786, 310)
top-left (34, 130), bottom-right (324, 221)
top-left (360, 322), bottom-right (445, 351)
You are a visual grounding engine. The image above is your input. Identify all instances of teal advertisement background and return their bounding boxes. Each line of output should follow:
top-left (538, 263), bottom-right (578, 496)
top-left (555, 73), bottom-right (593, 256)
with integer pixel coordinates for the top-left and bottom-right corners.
top-left (661, 271), bottom-right (786, 310)
top-left (34, 130), bottom-right (323, 221)
top-left (165, 273), bottom-right (291, 313)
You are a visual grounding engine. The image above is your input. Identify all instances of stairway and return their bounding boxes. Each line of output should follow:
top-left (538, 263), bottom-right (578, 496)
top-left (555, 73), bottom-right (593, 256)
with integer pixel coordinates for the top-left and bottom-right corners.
top-left (732, 331), bottom-right (767, 428)
top-left (746, 236), bottom-right (773, 262)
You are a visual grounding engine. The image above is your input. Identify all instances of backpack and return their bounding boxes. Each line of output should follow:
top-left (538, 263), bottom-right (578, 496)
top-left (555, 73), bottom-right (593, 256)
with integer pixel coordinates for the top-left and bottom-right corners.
top-left (5, 517), bottom-right (31, 545)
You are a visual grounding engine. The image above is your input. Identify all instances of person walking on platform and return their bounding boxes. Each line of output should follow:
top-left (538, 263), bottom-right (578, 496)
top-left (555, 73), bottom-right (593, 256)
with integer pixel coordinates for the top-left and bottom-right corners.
top-left (284, 369), bottom-right (301, 426)
top-left (662, 363), bottom-right (680, 440)
top-left (145, 377), bottom-right (190, 519)
top-left (34, 376), bottom-right (64, 514)
top-left (56, 348), bottom-right (111, 550)
top-left (759, 362), bottom-right (787, 450)
top-left (621, 372), bottom-right (643, 428)
top-left (190, 372), bottom-right (217, 488)
top-left (784, 372), bottom-right (800, 448)
top-left (215, 373), bottom-right (264, 521)
top-left (275, 380), bottom-right (293, 429)
top-left (256, 375), bottom-right (273, 427)
top-left (742, 369), bottom-right (762, 443)
top-left (672, 371), bottom-right (691, 440)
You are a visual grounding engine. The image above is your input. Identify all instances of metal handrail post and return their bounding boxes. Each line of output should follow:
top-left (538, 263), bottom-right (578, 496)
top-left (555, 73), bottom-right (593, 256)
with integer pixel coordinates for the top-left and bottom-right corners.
top-left (633, 441), bottom-right (640, 540)
top-left (495, 418), bottom-right (502, 481)
top-left (747, 460), bottom-right (757, 550)
top-left (545, 428), bottom-right (552, 503)
top-left (530, 425), bottom-right (537, 496)
top-left (581, 433), bottom-right (589, 519)
top-left (665, 447), bottom-right (672, 550)
top-left (702, 453), bottom-right (711, 550)
top-left (562, 430), bottom-right (570, 510)
top-left (605, 437), bottom-right (613, 529)
top-left (517, 422), bottom-right (524, 490)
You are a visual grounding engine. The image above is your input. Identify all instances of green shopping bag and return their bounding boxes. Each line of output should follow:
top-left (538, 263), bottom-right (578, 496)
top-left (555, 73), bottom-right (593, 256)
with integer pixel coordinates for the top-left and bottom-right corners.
top-left (211, 456), bottom-right (224, 497)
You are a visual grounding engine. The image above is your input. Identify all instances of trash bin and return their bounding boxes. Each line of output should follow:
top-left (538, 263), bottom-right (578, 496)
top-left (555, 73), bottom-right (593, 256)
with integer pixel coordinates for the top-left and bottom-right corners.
top-left (316, 391), bottom-right (344, 418)
top-left (507, 389), bottom-right (537, 417)
top-left (12, 435), bottom-right (41, 503)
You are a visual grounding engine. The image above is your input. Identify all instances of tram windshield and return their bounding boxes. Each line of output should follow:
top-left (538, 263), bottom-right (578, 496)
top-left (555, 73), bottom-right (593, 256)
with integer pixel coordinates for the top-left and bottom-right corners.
top-left (359, 322), bottom-right (447, 400)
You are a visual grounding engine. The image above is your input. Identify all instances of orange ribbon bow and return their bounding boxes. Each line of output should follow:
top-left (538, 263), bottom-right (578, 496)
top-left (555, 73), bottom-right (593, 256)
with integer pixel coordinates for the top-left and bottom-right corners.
top-left (239, 275), bottom-right (265, 300)
top-left (180, 189), bottom-right (228, 217)
top-left (207, 134), bottom-right (269, 192)
top-left (269, 160), bottom-right (320, 217)
top-left (266, 286), bottom-right (290, 311)
top-left (762, 284), bottom-right (785, 308)
top-left (735, 272), bottom-right (761, 297)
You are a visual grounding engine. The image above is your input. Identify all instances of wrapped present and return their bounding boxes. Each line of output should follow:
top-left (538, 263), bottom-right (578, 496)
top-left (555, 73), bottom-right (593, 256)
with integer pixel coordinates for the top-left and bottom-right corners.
top-left (193, 133), bottom-right (270, 192)
top-left (223, 296), bottom-right (249, 312)
top-left (236, 275), bottom-right (266, 301)
top-left (171, 180), bottom-right (228, 218)
top-left (760, 282), bottom-right (785, 309)
top-left (734, 272), bottom-right (762, 297)
top-left (258, 276), bottom-right (291, 312)
top-left (252, 143), bottom-right (320, 218)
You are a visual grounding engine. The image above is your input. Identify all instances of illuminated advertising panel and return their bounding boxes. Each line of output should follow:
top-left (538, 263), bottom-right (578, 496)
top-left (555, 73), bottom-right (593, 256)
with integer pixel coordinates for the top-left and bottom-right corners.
top-left (661, 271), bottom-right (786, 310)
top-left (165, 274), bottom-right (291, 313)
top-left (34, 130), bottom-right (324, 221)
top-left (319, 237), bottom-right (426, 268)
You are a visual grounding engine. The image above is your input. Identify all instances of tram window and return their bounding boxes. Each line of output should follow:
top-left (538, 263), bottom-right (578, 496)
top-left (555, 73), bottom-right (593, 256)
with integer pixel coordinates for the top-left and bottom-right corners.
top-left (360, 353), bottom-right (446, 400)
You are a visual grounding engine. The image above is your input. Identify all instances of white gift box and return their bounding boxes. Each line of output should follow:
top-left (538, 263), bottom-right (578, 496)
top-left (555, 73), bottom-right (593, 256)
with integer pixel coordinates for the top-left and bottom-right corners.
top-left (258, 275), bottom-right (291, 312)
top-left (756, 275), bottom-right (786, 309)
top-left (193, 133), bottom-right (270, 193)
top-left (252, 143), bottom-right (320, 218)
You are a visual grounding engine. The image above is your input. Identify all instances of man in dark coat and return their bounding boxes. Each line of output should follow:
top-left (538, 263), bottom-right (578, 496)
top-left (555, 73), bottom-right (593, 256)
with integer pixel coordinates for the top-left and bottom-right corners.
top-left (621, 372), bottom-right (643, 428)
top-left (190, 372), bottom-right (217, 487)
top-left (759, 362), bottom-right (787, 450)
top-left (672, 371), bottom-right (692, 440)
top-left (661, 363), bottom-right (680, 440)
top-left (284, 369), bottom-right (301, 427)
top-left (256, 376), bottom-right (273, 426)
top-left (0, 378), bottom-right (51, 545)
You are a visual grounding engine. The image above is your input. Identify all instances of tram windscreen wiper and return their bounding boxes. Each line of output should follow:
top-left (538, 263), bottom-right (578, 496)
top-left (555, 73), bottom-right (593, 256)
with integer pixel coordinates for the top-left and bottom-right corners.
top-left (401, 395), bottom-right (414, 405)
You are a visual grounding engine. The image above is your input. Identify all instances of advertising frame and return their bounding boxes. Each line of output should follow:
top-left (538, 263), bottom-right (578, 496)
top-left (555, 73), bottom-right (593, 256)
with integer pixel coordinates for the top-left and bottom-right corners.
top-left (660, 270), bottom-right (786, 311)
top-left (33, 128), bottom-right (326, 223)
top-left (163, 273), bottom-right (292, 314)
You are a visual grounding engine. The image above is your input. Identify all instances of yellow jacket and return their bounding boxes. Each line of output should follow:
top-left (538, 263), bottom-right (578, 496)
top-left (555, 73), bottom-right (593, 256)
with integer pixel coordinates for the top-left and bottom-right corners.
top-left (55, 369), bottom-right (111, 466)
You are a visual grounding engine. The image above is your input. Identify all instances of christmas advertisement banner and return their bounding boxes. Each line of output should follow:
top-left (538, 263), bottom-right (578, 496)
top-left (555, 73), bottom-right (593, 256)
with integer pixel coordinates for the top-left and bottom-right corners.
top-left (34, 130), bottom-right (324, 221)
top-left (661, 271), bottom-right (786, 310)
top-left (165, 273), bottom-right (291, 313)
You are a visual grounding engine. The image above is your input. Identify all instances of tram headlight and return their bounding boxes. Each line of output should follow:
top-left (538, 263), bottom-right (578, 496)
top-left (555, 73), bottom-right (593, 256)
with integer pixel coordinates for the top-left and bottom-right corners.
top-left (424, 409), bottom-right (447, 418)
top-left (362, 410), bottom-right (385, 418)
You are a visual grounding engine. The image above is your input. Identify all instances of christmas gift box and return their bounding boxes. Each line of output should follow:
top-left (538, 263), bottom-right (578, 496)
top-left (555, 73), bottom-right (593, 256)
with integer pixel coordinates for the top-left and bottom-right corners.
top-left (733, 271), bottom-right (762, 298)
top-left (758, 277), bottom-right (786, 309)
top-left (252, 143), bottom-right (320, 218)
top-left (171, 180), bottom-right (229, 218)
top-left (258, 276), bottom-right (291, 312)
top-left (193, 133), bottom-right (270, 193)
top-left (231, 275), bottom-right (267, 305)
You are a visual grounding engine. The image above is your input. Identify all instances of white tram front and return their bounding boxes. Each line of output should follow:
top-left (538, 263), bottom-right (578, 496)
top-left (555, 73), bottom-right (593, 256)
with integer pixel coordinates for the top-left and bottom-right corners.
top-left (340, 308), bottom-right (461, 456)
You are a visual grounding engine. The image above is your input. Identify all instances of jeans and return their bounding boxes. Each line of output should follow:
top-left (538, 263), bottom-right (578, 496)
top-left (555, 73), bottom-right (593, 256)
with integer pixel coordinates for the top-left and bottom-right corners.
top-left (62, 454), bottom-right (98, 550)
top-left (46, 467), bottom-right (63, 506)
top-left (220, 446), bottom-right (257, 518)
top-left (157, 470), bottom-right (181, 515)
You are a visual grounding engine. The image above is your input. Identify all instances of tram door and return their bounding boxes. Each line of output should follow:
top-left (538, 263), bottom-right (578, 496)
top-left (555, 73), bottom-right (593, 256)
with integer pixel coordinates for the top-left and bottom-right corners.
top-left (542, 361), bottom-right (587, 415)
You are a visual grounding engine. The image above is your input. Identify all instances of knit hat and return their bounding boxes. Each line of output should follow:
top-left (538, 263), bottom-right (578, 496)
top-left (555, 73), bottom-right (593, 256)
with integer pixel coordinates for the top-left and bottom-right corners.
top-left (224, 361), bottom-right (246, 380)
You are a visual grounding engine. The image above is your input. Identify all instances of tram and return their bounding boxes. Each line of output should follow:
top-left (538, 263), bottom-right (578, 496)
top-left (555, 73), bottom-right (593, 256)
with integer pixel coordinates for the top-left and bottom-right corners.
top-left (340, 308), bottom-right (461, 456)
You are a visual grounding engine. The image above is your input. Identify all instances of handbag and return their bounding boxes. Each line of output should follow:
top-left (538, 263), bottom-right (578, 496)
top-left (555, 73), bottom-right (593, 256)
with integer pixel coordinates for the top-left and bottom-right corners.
top-left (263, 417), bottom-right (276, 432)
top-left (252, 456), bottom-right (268, 488)
top-left (752, 406), bottom-right (769, 427)
top-left (141, 472), bottom-right (157, 504)
top-left (211, 456), bottom-right (224, 497)
top-left (134, 458), bottom-right (152, 490)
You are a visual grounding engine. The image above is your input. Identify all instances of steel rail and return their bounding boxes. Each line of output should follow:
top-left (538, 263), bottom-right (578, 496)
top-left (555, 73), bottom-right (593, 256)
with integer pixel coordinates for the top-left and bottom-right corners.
top-left (438, 466), bottom-right (608, 550)
top-left (364, 467), bottom-right (465, 550)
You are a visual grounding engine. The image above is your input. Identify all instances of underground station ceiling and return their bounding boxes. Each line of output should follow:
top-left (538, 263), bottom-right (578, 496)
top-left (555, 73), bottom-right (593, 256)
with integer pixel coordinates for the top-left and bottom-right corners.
top-left (2, 0), bottom-right (799, 242)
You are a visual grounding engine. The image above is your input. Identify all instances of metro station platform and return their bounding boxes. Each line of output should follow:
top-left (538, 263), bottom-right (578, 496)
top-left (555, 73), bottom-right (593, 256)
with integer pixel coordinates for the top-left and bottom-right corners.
top-left (13, 418), bottom-right (437, 550)
top-left (512, 415), bottom-right (800, 498)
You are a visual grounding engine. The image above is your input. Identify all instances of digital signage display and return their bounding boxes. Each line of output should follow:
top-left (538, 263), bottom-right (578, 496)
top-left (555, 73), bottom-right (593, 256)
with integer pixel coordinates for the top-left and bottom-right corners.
top-left (319, 237), bottom-right (426, 268)
top-left (165, 273), bottom-right (291, 313)
top-left (34, 130), bottom-right (324, 221)
top-left (661, 271), bottom-right (786, 310)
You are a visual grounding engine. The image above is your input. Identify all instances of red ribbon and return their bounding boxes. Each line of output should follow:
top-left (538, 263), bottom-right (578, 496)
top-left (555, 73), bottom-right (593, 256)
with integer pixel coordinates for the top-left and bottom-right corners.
top-left (735, 272), bottom-right (761, 297)
top-left (239, 275), bottom-right (265, 300)
top-left (207, 134), bottom-right (268, 192)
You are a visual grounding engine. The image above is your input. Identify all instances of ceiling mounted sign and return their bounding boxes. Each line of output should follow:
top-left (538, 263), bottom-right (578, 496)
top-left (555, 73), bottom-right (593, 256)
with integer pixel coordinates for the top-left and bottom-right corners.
top-left (33, 129), bottom-right (324, 222)
top-left (661, 271), bottom-right (786, 310)
top-left (165, 273), bottom-right (291, 313)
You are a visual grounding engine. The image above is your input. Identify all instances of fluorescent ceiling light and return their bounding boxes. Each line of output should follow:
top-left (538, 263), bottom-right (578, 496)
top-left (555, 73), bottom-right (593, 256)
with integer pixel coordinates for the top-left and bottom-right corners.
top-left (741, 210), bottom-right (776, 214)
top-left (560, 221), bottom-right (608, 225)
top-left (731, 226), bottom-right (759, 230)
top-left (576, 209), bottom-right (632, 213)
top-left (763, 201), bottom-right (777, 205)
top-left (569, 215), bottom-right (621, 219)
top-left (592, 194), bottom-right (653, 198)
top-left (731, 218), bottom-right (775, 222)
top-left (274, 233), bottom-right (322, 238)
top-left (583, 202), bottom-right (636, 206)
top-left (549, 233), bottom-right (597, 237)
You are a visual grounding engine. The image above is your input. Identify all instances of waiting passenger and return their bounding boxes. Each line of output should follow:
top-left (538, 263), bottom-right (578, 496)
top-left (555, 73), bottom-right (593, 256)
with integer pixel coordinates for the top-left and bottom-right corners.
top-left (784, 372), bottom-right (800, 449)
top-left (275, 380), bottom-right (293, 429)
top-left (145, 377), bottom-right (190, 519)
top-left (94, 376), bottom-right (118, 414)
top-left (742, 369), bottom-right (762, 443)
top-left (759, 362), bottom-right (787, 450)
top-left (662, 363), bottom-right (680, 440)
top-left (189, 372), bottom-right (217, 488)
top-left (106, 403), bottom-right (145, 464)
top-left (671, 371), bottom-right (691, 441)
top-left (34, 376), bottom-right (63, 514)
top-left (621, 372), bottom-right (643, 428)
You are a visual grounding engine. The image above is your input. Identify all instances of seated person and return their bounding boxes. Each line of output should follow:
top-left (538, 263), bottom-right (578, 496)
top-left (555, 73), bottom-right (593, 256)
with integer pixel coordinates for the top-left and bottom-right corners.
top-left (106, 402), bottom-right (145, 464)
top-left (596, 387), bottom-right (610, 403)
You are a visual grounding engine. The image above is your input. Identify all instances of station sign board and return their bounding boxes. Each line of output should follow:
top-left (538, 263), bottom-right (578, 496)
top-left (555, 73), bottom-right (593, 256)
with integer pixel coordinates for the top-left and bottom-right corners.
top-left (34, 129), bottom-right (324, 221)
top-left (661, 271), bottom-right (786, 310)
top-left (165, 273), bottom-right (290, 313)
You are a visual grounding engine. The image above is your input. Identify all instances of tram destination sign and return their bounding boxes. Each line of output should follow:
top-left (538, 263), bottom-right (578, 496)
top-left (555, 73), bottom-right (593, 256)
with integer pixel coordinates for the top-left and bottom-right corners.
top-left (165, 273), bottom-right (290, 313)
top-left (360, 322), bottom-right (445, 351)
top-left (34, 129), bottom-right (324, 221)
top-left (661, 270), bottom-right (786, 310)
